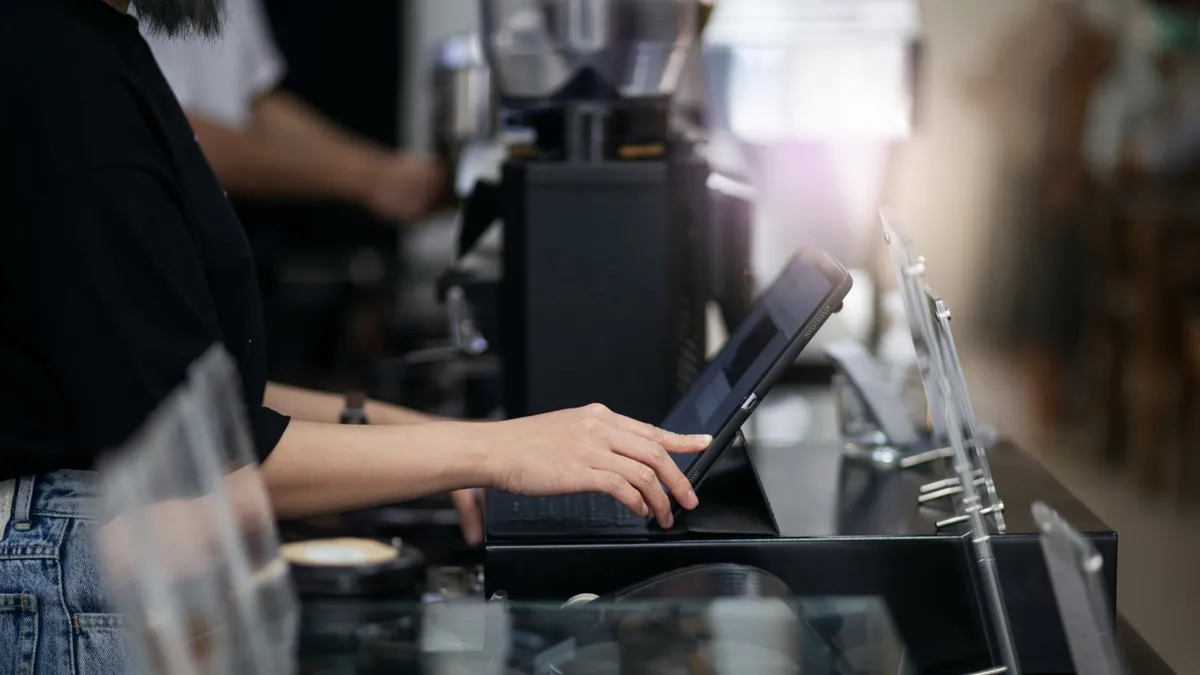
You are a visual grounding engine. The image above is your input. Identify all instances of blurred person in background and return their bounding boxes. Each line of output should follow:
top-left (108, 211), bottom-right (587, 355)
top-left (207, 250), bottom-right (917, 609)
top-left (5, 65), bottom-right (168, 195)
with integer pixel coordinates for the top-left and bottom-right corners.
top-left (974, 0), bottom-right (1200, 432)
top-left (141, 0), bottom-right (445, 223)
top-left (967, 0), bottom-right (1119, 429)
top-left (142, 0), bottom-right (447, 384)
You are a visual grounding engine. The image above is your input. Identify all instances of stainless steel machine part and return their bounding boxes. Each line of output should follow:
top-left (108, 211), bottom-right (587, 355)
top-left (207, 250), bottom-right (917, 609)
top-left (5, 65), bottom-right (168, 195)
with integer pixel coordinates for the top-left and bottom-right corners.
top-left (479, 0), bottom-right (697, 102)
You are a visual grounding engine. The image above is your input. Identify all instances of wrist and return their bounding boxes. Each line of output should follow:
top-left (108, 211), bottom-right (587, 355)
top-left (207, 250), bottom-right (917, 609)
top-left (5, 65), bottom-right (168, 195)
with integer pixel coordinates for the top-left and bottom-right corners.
top-left (339, 391), bottom-right (369, 425)
top-left (438, 421), bottom-right (500, 490)
top-left (339, 149), bottom-right (390, 208)
top-left (362, 399), bottom-right (399, 424)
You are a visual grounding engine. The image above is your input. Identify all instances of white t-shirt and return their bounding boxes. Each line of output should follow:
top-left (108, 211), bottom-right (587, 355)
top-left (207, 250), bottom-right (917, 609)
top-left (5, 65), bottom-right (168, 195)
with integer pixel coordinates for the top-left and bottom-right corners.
top-left (141, 0), bottom-right (287, 129)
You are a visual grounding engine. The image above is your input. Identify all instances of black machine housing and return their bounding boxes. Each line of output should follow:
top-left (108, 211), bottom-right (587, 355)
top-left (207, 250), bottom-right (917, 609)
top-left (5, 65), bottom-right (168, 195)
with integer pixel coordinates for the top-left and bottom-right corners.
top-left (497, 105), bottom-right (715, 423)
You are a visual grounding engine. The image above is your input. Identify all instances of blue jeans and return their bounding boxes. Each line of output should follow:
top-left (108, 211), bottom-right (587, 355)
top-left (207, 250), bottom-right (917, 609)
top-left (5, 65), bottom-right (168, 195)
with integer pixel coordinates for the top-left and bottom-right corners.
top-left (0, 470), bottom-right (130, 675)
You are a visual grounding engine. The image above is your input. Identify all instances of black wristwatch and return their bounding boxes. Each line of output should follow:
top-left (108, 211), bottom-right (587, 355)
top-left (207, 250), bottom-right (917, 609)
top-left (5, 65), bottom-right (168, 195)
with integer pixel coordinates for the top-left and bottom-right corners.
top-left (339, 391), bottom-right (369, 425)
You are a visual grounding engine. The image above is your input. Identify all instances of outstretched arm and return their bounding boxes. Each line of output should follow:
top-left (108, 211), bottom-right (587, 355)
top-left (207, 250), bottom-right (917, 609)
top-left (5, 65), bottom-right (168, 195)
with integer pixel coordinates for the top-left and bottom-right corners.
top-left (260, 419), bottom-right (487, 518)
top-left (263, 381), bottom-right (479, 542)
top-left (187, 90), bottom-right (444, 222)
top-left (260, 405), bottom-right (710, 529)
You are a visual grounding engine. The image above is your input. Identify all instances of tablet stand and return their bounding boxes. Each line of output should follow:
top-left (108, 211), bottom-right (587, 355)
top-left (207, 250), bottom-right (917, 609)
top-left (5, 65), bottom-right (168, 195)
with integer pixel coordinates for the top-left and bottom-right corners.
top-left (680, 429), bottom-right (780, 537)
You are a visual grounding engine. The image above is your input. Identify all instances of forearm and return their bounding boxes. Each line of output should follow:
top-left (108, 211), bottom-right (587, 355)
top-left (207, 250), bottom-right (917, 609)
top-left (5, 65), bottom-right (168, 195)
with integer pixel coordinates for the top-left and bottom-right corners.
top-left (260, 420), bottom-right (491, 519)
top-left (251, 91), bottom-right (380, 153)
top-left (265, 381), bottom-right (439, 425)
top-left (186, 111), bottom-right (385, 202)
top-left (192, 91), bottom-right (444, 222)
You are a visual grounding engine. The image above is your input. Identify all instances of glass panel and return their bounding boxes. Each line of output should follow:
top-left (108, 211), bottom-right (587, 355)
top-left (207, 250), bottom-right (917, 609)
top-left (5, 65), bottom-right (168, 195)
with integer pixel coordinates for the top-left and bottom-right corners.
top-left (879, 208), bottom-right (948, 445)
top-left (96, 345), bottom-right (299, 675)
top-left (929, 330), bottom-right (1020, 673)
top-left (1033, 503), bottom-right (1129, 675)
top-left (923, 288), bottom-right (1006, 532)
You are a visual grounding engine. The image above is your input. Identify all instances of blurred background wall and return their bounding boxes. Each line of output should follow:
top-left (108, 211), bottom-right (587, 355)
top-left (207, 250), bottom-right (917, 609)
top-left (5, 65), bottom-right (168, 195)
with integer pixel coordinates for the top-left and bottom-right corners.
top-left (895, 0), bottom-right (1035, 324)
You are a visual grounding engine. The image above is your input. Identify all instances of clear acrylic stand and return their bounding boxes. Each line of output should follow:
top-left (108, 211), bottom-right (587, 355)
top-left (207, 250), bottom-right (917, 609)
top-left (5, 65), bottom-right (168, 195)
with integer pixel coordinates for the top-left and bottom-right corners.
top-left (880, 210), bottom-right (1020, 674)
top-left (95, 345), bottom-right (299, 675)
top-left (1033, 503), bottom-right (1129, 675)
top-left (881, 209), bottom-right (952, 457)
top-left (879, 209), bottom-right (1006, 531)
top-left (923, 288), bottom-right (1007, 534)
top-left (929, 305), bottom-right (1021, 674)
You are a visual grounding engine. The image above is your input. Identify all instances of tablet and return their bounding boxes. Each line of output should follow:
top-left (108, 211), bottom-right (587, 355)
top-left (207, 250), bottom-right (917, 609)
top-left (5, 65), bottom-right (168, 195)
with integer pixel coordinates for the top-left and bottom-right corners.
top-left (661, 248), bottom-right (852, 514)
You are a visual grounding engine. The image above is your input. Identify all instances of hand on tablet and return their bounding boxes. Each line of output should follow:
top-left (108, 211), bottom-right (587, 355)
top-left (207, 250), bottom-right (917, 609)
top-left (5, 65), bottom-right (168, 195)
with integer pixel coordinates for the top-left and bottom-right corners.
top-left (486, 404), bottom-right (708, 529)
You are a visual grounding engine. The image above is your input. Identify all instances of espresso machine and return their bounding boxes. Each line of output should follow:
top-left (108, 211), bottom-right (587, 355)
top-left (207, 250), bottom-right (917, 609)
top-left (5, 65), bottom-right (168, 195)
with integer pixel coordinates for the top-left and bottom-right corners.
top-left (448, 0), bottom-right (729, 424)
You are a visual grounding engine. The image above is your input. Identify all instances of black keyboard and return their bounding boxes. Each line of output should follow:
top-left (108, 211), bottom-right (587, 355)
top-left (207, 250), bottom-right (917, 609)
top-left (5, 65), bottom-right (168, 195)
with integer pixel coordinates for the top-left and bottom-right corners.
top-left (505, 493), bottom-right (643, 528)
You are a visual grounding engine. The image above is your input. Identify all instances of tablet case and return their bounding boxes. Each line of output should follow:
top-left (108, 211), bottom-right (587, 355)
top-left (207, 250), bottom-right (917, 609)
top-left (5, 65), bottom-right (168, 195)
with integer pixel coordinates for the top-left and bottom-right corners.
top-left (679, 429), bottom-right (780, 537)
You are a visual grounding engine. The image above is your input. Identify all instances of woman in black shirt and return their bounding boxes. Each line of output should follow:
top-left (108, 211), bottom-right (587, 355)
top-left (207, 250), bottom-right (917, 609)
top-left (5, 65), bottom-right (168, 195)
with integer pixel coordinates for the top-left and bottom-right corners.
top-left (0, 1), bottom-right (706, 671)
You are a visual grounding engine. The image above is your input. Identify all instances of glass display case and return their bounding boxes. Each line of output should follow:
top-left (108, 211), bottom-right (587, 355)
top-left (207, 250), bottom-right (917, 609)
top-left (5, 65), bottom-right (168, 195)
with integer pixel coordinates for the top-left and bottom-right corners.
top-left (348, 595), bottom-right (914, 675)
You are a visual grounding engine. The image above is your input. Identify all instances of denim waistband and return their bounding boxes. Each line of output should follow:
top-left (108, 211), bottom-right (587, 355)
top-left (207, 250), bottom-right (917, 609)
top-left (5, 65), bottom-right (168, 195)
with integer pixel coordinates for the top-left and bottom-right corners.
top-left (0, 470), bottom-right (100, 533)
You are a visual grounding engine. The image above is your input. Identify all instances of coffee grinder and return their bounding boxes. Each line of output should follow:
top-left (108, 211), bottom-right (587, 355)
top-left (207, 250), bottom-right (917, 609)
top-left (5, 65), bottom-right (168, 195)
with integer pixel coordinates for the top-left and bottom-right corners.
top-left (465, 0), bottom-right (718, 423)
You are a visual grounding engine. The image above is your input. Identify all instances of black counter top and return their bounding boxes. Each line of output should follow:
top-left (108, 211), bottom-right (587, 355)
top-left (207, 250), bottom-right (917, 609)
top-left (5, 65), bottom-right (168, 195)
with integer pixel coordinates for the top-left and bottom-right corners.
top-left (483, 437), bottom-right (1157, 673)
top-left (749, 439), bottom-right (1110, 539)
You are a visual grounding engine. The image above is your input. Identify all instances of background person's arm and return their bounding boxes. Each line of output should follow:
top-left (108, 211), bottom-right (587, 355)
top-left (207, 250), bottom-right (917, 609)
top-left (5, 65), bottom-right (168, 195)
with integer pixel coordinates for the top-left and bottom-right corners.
top-left (142, 0), bottom-right (445, 222)
top-left (250, 90), bottom-right (381, 154)
top-left (188, 95), bottom-right (444, 223)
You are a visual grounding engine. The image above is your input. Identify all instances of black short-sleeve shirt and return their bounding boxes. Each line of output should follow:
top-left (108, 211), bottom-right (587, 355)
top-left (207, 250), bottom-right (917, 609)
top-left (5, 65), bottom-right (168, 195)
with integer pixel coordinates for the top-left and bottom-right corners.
top-left (0, 0), bottom-right (290, 480)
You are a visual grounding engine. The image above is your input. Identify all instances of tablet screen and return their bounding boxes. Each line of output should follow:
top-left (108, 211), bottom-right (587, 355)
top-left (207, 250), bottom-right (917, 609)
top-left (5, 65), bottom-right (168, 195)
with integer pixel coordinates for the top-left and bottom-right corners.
top-left (661, 257), bottom-right (837, 471)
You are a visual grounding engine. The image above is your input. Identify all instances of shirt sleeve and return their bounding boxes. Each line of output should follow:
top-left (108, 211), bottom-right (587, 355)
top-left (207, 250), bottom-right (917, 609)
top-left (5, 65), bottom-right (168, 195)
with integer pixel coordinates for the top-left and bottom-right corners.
top-left (241, 0), bottom-right (287, 101)
top-left (13, 166), bottom-right (289, 461)
top-left (142, 0), bottom-right (287, 128)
